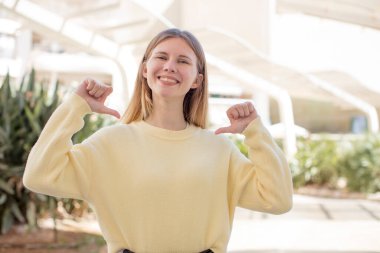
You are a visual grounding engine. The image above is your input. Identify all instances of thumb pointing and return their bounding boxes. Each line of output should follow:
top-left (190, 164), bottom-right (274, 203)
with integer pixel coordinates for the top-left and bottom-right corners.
top-left (101, 106), bottom-right (120, 119)
top-left (215, 126), bottom-right (232, 135)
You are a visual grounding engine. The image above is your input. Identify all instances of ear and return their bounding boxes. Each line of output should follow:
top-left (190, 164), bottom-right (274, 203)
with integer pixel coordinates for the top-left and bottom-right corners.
top-left (142, 62), bottom-right (147, 78)
top-left (191, 74), bottom-right (203, 89)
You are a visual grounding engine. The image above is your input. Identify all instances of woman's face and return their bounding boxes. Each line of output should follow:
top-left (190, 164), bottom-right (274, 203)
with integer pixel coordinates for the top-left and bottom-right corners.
top-left (143, 37), bottom-right (201, 101)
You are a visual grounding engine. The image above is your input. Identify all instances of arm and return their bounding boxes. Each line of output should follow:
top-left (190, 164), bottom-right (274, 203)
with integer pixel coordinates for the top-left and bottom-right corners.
top-left (23, 94), bottom-right (94, 200)
top-left (23, 79), bottom-right (120, 200)
top-left (228, 118), bottom-right (293, 214)
top-left (216, 102), bottom-right (293, 214)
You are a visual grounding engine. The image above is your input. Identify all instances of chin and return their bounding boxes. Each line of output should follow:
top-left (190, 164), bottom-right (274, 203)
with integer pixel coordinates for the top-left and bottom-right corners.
top-left (154, 92), bottom-right (184, 100)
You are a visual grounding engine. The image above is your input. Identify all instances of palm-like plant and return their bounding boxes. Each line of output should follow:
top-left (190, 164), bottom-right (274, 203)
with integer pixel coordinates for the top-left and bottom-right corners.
top-left (0, 70), bottom-right (110, 234)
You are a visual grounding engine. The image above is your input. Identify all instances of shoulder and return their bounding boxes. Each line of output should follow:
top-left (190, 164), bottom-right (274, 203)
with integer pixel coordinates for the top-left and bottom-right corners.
top-left (82, 122), bottom-right (139, 145)
top-left (195, 127), bottom-right (235, 149)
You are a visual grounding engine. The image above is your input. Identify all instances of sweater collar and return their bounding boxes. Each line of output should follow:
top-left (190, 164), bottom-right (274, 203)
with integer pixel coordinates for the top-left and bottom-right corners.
top-left (135, 120), bottom-right (199, 140)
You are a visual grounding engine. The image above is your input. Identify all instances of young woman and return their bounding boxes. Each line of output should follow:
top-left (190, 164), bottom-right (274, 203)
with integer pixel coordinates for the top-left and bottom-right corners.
top-left (23, 28), bottom-right (293, 253)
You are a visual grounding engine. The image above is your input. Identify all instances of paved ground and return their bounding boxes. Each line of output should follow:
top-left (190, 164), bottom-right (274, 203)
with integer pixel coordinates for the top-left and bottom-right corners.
top-left (228, 194), bottom-right (380, 253)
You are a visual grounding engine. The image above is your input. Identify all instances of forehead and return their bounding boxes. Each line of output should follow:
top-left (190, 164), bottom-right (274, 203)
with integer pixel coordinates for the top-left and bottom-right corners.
top-left (152, 37), bottom-right (196, 59)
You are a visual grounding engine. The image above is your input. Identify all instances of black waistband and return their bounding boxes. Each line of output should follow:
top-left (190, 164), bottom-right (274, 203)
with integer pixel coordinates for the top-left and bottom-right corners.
top-left (122, 249), bottom-right (213, 253)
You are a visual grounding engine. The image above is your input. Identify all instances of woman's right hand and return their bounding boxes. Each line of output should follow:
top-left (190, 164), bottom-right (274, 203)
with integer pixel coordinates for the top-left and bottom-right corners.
top-left (75, 78), bottom-right (120, 118)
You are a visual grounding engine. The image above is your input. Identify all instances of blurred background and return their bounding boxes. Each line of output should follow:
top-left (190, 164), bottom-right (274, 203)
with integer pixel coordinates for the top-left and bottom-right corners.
top-left (0, 0), bottom-right (379, 252)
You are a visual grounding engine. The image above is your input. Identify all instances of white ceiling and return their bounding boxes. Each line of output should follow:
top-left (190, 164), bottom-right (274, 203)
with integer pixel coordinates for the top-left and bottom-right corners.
top-left (277, 0), bottom-right (380, 30)
top-left (1, 0), bottom-right (380, 110)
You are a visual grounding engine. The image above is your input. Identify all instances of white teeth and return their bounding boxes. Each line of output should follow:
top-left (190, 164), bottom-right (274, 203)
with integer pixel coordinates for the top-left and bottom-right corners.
top-left (160, 76), bottom-right (178, 83)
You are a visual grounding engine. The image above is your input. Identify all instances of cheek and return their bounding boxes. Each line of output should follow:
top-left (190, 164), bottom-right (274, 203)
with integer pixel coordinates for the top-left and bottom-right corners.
top-left (180, 66), bottom-right (197, 79)
top-left (188, 69), bottom-right (198, 83)
top-left (145, 61), bottom-right (158, 75)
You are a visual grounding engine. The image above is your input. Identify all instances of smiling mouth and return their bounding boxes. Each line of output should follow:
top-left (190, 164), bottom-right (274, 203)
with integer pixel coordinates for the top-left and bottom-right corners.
top-left (158, 76), bottom-right (180, 84)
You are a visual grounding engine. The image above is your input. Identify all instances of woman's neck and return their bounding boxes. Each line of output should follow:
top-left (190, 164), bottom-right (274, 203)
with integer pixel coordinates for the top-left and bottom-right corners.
top-left (145, 98), bottom-right (187, 131)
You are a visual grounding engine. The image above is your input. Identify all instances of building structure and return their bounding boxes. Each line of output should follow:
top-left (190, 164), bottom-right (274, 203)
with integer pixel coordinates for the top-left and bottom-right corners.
top-left (1, 0), bottom-right (380, 156)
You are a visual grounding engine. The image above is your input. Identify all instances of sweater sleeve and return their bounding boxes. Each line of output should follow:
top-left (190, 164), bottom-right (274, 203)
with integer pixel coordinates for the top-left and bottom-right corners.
top-left (228, 117), bottom-right (293, 214)
top-left (23, 94), bottom-right (95, 201)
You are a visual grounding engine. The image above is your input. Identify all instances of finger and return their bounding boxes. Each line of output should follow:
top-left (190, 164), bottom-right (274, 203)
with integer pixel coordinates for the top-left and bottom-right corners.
top-left (86, 79), bottom-right (95, 90)
top-left (103, 86), bottom-right (113, 96)
top-left (98, 86), bottom-right (113, 103)
top-left (247, 102), bottom-right (255, 112)
top-left (242, 103), bottom-right (250, 116)
top-left (94, 86), bottom-right (107, 98)
top-left (215, 126), bottom-right (233, 135)
top-left (235, 105), bottom-right (245, 118)
top-left (100, 106), bottom-right (120, 119)
top-left (88, 83), bottom-right (101, 96)
top-left (227, 107), bottom-right (239, 120)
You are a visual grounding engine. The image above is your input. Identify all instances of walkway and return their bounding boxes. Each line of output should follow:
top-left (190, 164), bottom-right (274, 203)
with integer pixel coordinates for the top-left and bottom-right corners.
top-left (228, 194), bottom-right (380, 253)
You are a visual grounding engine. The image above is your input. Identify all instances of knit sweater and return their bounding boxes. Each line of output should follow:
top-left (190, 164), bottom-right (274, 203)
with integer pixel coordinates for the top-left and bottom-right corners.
top-left (23, 94), bottom-right (293, 253)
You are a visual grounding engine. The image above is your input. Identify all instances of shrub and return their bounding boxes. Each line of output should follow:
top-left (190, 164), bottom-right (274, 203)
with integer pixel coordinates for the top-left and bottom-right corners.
top-left (337, 135), bottom-right (380, 193)
top-left (290, 136), bottom-right (340, 188)
top-left (289, 134), bottom-right (380, 193)
top-left (0, 70), bottom-right (111, 234)
top-left (232, 133), bottom-right (380, 194)
top-left (229, 135), bottom-right (248, 157)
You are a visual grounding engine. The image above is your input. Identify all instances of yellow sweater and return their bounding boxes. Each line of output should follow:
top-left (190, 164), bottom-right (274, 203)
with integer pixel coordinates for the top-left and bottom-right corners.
top-left (23, 94), bottom-right (293, 253)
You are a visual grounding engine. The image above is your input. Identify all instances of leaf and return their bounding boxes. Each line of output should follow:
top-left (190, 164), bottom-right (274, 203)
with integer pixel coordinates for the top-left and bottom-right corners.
top-left (24, 106), bottom-right (41, 134)
top-left (0, 193), bottom-right (7, 205)
top-left (17, 75), bottom-right (26, 93)
top-left (51, 80), bottom-right (59, 102)
top-left (36, 193), bottom-right (47, 201)
top-left (33, 98), bottom-right (43, 117)
top-left (0, 72), bottom-right (11, 100)
top-left (26, 69), bottom-right (35, 92)
top-left (0, 178), bottom-right (14, 195)
top-left (11, 202), bottom-right (25, 223)
top-left (0, 127), bottom-right (7, 143)
top-left (26, 201), bottom-right (37, 228)
top-left (1, 208), bottom-right (14, 234)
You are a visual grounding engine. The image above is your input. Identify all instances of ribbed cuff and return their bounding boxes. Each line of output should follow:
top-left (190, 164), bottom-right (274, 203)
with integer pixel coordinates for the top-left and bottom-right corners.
top-left (67, 93), bottom-right (92, 115)
top-left (241, 116), bottom-right (263, 137)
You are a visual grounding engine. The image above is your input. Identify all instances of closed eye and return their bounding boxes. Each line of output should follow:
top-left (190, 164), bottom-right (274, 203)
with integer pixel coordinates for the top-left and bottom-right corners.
top-left (178, 59), bottom-right (190, 64)
top-left (156, 56), bottom-right (167, 60)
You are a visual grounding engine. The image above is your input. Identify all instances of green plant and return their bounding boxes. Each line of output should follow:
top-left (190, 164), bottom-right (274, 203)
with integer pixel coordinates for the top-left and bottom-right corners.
top-left (289, 134), bottom-right (380, 194)
top-left (231, 126), bottom-right (380, 194)
top-left (229, 135), bottom-right (248, 157)
top-left (337, 135), bottom-right (380, 193)
top-left (290, 136), bottom-right (340, 188)
top-left (232, 134), bottom-right (340, 189)
top-left (0, 70), bottom-right (112, 234)
top-left (0, 70), bottom-right (55, 234)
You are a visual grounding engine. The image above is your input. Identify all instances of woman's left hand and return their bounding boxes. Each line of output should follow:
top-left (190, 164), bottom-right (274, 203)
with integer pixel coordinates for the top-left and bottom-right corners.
top-left (215, 101), bottom-right (258, 134)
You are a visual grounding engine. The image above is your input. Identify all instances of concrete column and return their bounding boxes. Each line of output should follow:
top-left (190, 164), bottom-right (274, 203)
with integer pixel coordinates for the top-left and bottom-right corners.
top-left (15, 29), bottom-right (32, 82)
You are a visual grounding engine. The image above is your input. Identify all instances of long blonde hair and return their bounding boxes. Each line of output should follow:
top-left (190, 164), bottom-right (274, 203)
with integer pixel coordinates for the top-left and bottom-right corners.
top-left (121, 28), bottom-right (208, 128)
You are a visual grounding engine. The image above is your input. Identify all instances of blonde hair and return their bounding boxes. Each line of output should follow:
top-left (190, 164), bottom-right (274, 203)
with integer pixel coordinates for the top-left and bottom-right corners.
top-left (121, 28), bottom-right (208, 128)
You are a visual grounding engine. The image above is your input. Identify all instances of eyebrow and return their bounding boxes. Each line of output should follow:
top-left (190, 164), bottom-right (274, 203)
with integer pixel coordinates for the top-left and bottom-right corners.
top-left (154, 51), bottom-right (193, 61)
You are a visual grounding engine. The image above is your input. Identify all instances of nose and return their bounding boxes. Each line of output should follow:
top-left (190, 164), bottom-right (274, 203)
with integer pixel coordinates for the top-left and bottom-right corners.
top-left (163, 59), bottom-right (177, 73)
